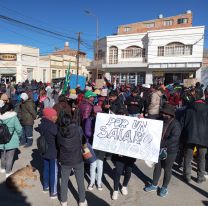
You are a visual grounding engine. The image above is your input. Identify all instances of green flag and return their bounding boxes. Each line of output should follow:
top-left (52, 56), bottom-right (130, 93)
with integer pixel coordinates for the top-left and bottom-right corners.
top-left (62, 64), bottom-right (70, 94)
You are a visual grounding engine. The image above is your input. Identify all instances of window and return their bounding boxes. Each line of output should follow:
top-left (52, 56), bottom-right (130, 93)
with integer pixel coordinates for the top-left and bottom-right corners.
top-left (177, 18), bottom-right (188, 24)
top-left (144, 22), bottom-right (155, 28)
top-left (52, 70), bottom-right (57, 79)
top-left (157, 42), bottom-right (193, 56)
top-left (163, 20), bottom-right (173, 26)
top-left (124, 27), bottom-right (131, 32)
top-left (109, 46), bottom-right (118, 64)
top-left (121, 46), bottom-right (145, 58)
top-left (158, 46), bottom-right (164, 56)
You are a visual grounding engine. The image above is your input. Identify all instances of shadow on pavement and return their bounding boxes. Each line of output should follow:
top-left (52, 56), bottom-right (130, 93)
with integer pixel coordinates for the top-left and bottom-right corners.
top-left (86, 191), bottom-right (110, 206)
top-left (202, 201), bottom-right (208, 206)
top-left (0, 180), bottom-right (31, 206)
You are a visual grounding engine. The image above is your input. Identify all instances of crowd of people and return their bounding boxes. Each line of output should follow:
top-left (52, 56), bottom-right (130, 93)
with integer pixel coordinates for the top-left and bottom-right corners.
top-left (0, 79), bottom-right (208, 206)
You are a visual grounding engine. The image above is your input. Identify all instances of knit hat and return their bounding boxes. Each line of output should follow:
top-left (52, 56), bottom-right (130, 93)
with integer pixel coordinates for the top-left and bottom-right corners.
top-left (132, 88), bottom-right (139, 93)
top-left (160, 103), bottom-right (175, 117)
top-left (0, 93), bottom-right (9, 101)
top-left (43, 108), bottom-right (57, 121)
top-left (20, 93), bottom-right (29, 101)
top-left (94, 89), bottom-right (101, 95)
top-left (84, 90), bottom-right (96, 99)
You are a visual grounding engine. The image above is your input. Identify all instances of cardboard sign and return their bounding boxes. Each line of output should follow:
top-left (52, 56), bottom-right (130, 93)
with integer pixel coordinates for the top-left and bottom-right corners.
top-left (183, 78), bottom-right (197, 88)
top-left (95, 79), bottom-right (104, 89)
top-left (93, 113), bottom-right (163, 163)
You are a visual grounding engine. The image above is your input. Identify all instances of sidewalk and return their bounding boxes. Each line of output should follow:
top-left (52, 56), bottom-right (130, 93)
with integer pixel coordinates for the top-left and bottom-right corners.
top-left (0, 119), bottom-right (207, 206)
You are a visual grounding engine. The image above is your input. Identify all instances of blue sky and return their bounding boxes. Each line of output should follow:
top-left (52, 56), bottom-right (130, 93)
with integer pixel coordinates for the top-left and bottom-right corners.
top-left (0, 0), bottom-right (207, 59)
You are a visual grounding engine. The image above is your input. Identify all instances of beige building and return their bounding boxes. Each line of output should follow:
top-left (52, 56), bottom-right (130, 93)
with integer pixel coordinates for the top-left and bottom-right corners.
top-left (0, 44), bottom-right (40, 83)
top-left (40, 42), bottom-right (90, 82)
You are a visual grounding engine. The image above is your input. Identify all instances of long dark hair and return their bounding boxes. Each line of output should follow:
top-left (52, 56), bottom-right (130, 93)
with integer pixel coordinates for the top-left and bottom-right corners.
top-left (0, 103), bottom-right (14, 115)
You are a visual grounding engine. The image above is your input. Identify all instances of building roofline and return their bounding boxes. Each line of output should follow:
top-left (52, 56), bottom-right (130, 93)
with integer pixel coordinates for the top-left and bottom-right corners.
top-left (0, 43), bottom-right (39, 50)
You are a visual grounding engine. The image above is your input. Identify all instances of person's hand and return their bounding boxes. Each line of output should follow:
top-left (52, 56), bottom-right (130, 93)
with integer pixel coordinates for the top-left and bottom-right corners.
top-left (138, 114), bottom-right (144, 118)
top-left (105, 105), bottom-right (110, 108)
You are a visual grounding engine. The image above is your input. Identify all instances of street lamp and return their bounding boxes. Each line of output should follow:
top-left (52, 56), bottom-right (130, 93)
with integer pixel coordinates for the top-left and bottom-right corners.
top-left (84, 10), bottom-right (99, 80)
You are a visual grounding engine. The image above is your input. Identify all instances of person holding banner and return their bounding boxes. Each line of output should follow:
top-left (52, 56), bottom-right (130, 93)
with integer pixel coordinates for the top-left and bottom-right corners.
top-left (112, 108), bottom-right (136, 200)
top-left (144, 103), bottom-right (181, 197)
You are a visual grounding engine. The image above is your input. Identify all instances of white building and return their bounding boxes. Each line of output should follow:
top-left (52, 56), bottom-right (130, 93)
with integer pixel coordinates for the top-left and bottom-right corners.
top-left (89, 12), bottom-right (205, 85)
top-left (0, 44), bottom-right (41, 83)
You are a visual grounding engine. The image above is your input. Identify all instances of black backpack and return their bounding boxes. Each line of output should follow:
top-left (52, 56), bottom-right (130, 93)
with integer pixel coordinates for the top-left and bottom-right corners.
top-left (0, 120), bottom-right (12, 145)
top-left (37, 132), bottom-right (48, 156)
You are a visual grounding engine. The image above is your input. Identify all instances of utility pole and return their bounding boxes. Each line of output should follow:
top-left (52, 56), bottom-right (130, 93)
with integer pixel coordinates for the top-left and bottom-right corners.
top-left (76, 32), bottom-right (81, 85)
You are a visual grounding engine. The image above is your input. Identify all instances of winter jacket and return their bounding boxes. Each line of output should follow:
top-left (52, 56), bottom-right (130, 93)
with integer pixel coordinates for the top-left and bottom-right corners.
top-left (44, 89), bottom-right (55, 108)
top-left (79, 99), bottom-right (94, 120)
top-left (57, 123), bottom-right (83, 166)
top-left (182, 100), bottom-right (208, 147)
top-left (18, 99), bottom-right (37, 126)
top-left (38, 118), bottom-right (58, 159)
top-left (98, 96), bottom-right (106, 107)
top-left (84, 116), bottom-right (106, 161)
top-left (148, 90), bottom-right (163, 115)
top-left (102, 97), bottom-right (127, 114)
top-left (0, 112), bottom-right (22, 150)
top-left (161, 119), bottom-right (182, 154)
top-left (53, 101), bottom-right (72, 118)
top-left (168, 92), bottom-right (181, 106)
top-left (125, 95), bottom-right (144, 114)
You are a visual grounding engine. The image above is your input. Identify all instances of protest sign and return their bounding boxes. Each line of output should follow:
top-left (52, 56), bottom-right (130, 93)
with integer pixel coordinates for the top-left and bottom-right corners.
top-left (95, 79), bottom-right (104, 89)
top-left (93, 113), bottom-right (163, 163)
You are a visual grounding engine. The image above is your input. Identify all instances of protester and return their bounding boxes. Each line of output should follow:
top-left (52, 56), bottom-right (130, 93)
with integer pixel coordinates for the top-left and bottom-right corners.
top-left (57, 113), bottom-right (87, 206)
top-left (0, 102), bottom-right (22, 177)
top-left (84, 105), bottom-right (106, 191)
top-left (38, 108), bottom-right (58, 199)
top-left (44, 88), bottom-right (55, 108)
top-left (18, 93), bottom-right (37, 147)
top-left (144, 103), bottom-right (181, 197)
top-left (111, 108), bottom-right (136, 200)
top-left (125, 88), bottom-right (144, 117)
top-left (182, 89), bottom-right (208, 183)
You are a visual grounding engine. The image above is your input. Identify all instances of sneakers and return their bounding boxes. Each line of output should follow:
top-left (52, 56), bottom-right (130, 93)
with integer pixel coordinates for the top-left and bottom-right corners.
top-left (112, 191), bottom-right (119, 200)
top-left (0, 169), bottom-right (6, 173)
top-left (144, 184), bottom-right (158, 192)
top-left (159, 187), bottom-right (168, 197)
top-left (60, 202), bottom-right (68, 206)
top-left (87, 184), bottom-right (94, 191)
top-left (50, 193), bottom-right (58, 199)
top-left (97, 185), bottom-right (103, 191)
top-left (196, 176), bottom-right (206, 184)
top-left (121, 186), bottom-right (128, 196)
top-left (79, 200), bottom-right (87, 206)
top-left (43, 187), bottom-right (49, 193)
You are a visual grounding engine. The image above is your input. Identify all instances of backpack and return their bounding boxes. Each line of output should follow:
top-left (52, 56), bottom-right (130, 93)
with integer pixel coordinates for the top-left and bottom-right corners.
top-left (0, 120), bottom-right (13, 145)
top-left (37, 132), bottom-right (48, 156)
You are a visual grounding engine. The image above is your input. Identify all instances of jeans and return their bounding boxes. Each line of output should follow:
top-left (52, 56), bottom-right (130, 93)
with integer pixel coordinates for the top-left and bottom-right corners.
top-left (90, 159), bottom-right (103, 186)
top-left (184, 144), bottom-right (207, 178)
top-left (21, 125), bottom-right (33, 144)
top-left (153, 153), bottom-right (177, 188)
top-left (114, 160), bottom-right (134, 191)
top-left (43, 159), bottom-right (58, 195)
top-left (129, 113), bottom-right (140, 117)
top-left (60, 162), bottom-right (85, 203)
top-left (1, 149), bottom-right (16, 173)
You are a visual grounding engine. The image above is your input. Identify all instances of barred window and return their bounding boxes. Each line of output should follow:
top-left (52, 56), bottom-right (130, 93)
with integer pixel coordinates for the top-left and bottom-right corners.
top-left (121, 46), bottom-right (144, 58)
top-left (157, 42), bottom-right (192, 56)
top-left (109, 46), bottom-right (118, 64)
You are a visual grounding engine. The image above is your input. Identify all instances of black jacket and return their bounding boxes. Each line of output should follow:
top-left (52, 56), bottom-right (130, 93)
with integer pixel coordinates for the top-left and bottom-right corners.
top-left (125, 95), bottom-right (143, 114)
top-left (102, 97), bottom-right (127, 114)
top-left (182, 100), bottom-right (208, 147)
top-left (57, 123), bottom-right (83, 166)
top-left (161, 119), bottom-right (182, 154)
top-left (38, 118), bottom-right (58, 159)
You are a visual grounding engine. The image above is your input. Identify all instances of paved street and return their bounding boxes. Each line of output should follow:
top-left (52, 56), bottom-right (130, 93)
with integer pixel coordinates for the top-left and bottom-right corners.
top-left (0, 119), bottom-right (208, 206)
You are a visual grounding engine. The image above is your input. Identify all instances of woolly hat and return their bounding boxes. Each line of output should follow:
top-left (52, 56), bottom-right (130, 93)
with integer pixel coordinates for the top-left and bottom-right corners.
top-left (94, 89), bottom-right (101, 95)
top-left (84, 90), bottom-right (96, 99)
top-left (43, 108), bottom-right (57, 121)
top-left (20, 93), bottom-right (29, 101)
top-left (160, 103), bottom-right (175, 117)
top-left (109, 90), bottom-right (118, 97)
top-left (0, 93), bottom-right (9, 101)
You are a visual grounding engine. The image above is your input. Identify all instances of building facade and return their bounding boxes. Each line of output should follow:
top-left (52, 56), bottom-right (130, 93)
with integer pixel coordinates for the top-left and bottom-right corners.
top-left (89, 11), bottom-right (205, 85)
top-left (0, 44), bottom-right (40, 83)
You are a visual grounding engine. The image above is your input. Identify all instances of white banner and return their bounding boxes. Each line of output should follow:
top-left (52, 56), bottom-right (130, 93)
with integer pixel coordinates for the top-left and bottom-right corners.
top-left (93, 113), bottom-right (163, 163)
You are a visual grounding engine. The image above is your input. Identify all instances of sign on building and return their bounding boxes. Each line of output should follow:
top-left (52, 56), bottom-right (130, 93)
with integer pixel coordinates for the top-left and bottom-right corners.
top-left (93, 113), bottom-right (163, 163)
top-left (0, 53), bottom-right (17, 61)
